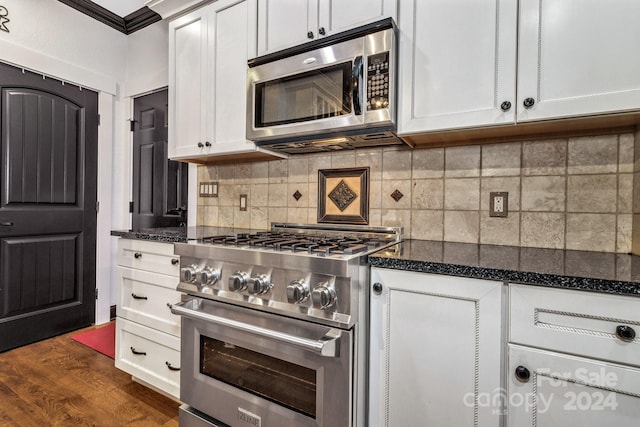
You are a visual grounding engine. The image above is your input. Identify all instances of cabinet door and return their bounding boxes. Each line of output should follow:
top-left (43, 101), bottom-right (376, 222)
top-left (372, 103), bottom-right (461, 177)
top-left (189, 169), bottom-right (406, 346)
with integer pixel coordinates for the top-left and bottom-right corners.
top-left (210, 0), bottom-right (260, 154)
top-left (508, 344), bottom-right (640, 426)
top-left (370, 268), bottom-right (503, 427)
top-left (257, 0), bottom-right (319, 56)
top-left (168, 7), bottom-right (210, 159)
top-left (317, 0), bottom-right (396, 37)
top-left (517, 0), bottom-right (640, 122)
top-left (397, 0), bottom-right (517, 134)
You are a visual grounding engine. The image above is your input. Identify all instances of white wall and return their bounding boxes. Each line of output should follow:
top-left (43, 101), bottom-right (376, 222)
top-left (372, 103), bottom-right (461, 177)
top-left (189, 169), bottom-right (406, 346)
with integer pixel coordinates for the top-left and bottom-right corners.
top-left (0, 0), bottom-right (128, 325)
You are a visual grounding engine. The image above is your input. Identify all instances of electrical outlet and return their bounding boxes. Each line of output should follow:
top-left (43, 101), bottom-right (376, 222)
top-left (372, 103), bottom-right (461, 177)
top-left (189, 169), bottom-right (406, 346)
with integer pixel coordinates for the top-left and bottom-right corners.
top-left (490, 192), bottom-right (508, 217)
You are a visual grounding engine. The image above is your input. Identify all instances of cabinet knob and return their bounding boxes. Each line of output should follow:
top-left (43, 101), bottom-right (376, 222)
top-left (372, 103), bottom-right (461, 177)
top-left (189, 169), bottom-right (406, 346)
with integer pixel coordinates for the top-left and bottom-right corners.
top-left (523, 97), bottom-right (535, 108)
top-left (197, 142), bottom-right (204, 148)
top-left (205, 141), bottom-right (212, 147)
top-left (500, 101), bottom-right (512, 112)
top-left (372, 282), bottom-right (383, 295)
top-left (134, 252), bottom-right (142, 259)
top-left (615, 325), bottom-right (636, 342)
top-left (171, 258), bottom-right (179, 265)
top-left (307, 31), bottom-right (314, 39)
top-left (318, 27), bottom-right (326, 36)
top-left (515, 365), bottom-right (531, 383)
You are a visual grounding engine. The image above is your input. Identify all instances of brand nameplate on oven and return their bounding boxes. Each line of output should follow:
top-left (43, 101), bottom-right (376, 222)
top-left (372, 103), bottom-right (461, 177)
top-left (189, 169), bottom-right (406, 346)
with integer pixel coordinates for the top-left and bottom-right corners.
top-left (238, 408), bottom-right (261, 427)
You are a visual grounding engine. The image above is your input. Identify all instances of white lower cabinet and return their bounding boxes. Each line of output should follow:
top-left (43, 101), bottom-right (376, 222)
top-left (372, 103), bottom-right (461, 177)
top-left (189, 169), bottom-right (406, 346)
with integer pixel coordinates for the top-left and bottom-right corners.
top-left (508, 284), bottom-right (640, 426)
top-left (115, 239), bottom-right (181, 399)
top-left (369, 268), bottom-right (504, 427)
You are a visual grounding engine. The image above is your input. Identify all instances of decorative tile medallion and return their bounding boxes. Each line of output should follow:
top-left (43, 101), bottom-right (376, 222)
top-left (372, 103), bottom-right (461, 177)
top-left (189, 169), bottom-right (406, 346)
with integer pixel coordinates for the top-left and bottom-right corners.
top-left (318, 167), bottom-right (370, 225)
top-left (328, 180), bottom-right (357, 212)
top-left (293, 190), bottom-right (302, 201)
top-left (390, 189), bottom-right (404, 202)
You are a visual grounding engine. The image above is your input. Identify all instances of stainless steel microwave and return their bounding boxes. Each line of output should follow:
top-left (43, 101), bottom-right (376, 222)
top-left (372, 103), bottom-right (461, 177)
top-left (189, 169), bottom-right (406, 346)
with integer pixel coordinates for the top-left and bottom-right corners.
top-left (246, 19), bottom-right (406, 154)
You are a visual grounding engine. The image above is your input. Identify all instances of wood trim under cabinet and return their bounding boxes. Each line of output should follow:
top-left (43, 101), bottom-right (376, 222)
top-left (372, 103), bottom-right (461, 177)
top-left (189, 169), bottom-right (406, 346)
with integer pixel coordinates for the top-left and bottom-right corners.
top-left (401, 111), bottom-right (640, 149)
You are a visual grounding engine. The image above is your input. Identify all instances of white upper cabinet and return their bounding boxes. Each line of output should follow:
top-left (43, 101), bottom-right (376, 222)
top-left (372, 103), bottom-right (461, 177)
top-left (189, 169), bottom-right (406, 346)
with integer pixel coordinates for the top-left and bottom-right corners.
top-left (517, 0), bottom-right (640, 122)
top-left (397, 0), bottom-right (518, 134)
top-left (399, 0), bottom-right (640, 136)
top-left (256, 0), bottom-right (397, 57)
top-left (169, 0), bottom-right (280, 160)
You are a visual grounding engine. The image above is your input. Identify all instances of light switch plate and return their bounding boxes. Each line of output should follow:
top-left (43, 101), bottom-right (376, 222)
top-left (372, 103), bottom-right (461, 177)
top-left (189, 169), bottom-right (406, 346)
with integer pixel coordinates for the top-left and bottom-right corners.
top-left (199, 181), bottom-right (218, 197)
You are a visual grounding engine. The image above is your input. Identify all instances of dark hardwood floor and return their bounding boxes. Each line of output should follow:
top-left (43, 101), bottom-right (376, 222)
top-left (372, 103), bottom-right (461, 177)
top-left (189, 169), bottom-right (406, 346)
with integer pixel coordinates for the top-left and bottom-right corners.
top-left (0, 323), bottom-right (179, 426)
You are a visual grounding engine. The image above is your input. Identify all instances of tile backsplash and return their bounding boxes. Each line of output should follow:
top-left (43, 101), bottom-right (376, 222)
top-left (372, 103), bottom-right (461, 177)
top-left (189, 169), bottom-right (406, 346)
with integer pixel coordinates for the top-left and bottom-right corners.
top-left (198, 131), bottom-right (638, 253)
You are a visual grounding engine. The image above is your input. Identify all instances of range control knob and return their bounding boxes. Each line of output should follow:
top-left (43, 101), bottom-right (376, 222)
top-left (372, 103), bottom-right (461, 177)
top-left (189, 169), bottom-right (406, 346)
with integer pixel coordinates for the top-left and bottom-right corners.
top-left (287, 279), bottom-right (310, 303)
top-left (248, 274), bottom-right (271, 295)
top-left (180, 265), bottom-right (199, 283)
top-left (198, 267), bottom-right (220, 286)
top-left (229, 271), bottom-right (250, 292)
top-left (312, 282), bottom-right (337, 309)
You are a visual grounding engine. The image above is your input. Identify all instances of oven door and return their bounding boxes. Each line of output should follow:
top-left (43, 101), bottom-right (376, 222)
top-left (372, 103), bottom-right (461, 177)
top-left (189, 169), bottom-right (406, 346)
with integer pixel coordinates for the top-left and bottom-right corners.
top-left (171, 297), bottom-right (354, 427)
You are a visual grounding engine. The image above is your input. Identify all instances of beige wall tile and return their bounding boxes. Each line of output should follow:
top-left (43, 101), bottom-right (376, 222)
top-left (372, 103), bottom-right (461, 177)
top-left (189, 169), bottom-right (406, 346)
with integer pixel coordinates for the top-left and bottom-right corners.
top-left (234, 209), bottom-right (251, 229)
top-left (356, 149), bottom-right (383, 180)
top-left (269, 207), bottom-right (288, 224)
top-left (287, 207), bottom-right (308, 223)
top-left (617, 214), bottom-right (632, 253)
top-left (218, 184), bottom-right (235, 207)
top-left (218, 164), bottom-right (235, 181)
top-left (633, 214), bottom-right (640, 254)
top-left (288, 183), bottom-right (309, 208)
top-left (480, 177), bottom-right (521, 211)
top-left (482, 142), bottom-right (521, 177)
top-left (309, 182), bottom-right (319, 208)
top-left (199, 165), bottom-right (218, 181)
top-left (369, 180), bottom-right (382, 210)
top-left (307, 208), bottom-right (318, 225)
top-left (480, 213), bottom-right (520, 246)
top-left (412, 179), bottom-right (444, 210)
top-left (568, 135), bottom-right (618, 174)
top-left (618, 174), bottom-right (633, 213)
top-left (619, 133), bottom-right (634, 173)
top-left (251, 207), bottom-right (268, 229)
top-left (234, 163), bottom-right (251, 184)
top-left (331, 151), bottom-right (356, 168)
top-left (566, 175), bottom-right (617, 213)
top-left (268, 159), bottom-right (288, 183)
top-left (444, 211), bottom-right (479, 243)
top-left (445, 145), bottom-right (480, 177)
top-left (566, 213), bottom-right (616, 252)
top-left (412, 148), bottom-right (444, 179)
top-left (522, 139), bottom-right (566, 175)
top-left (368, 208), bottom-right (382, 226)
top-left (218, 206), bottom-right (235, 227)
top-left (382, 180), bottom-right (412, 209)
top-left (411, 210), bottom-right (443, 240)
top-left (521, 212), bottom-right (565, 249)
top-left (268, 183), bottom-right (288, 207)
top-left (250, 183), bottom-right (269, 207)
top-left (250, 161), bottom-right (269, 183)
top-left (381, 209), bottom-right (412, 236)
top-left (288, 156), bottom-right (308, 183)
top-left (309, 155), bottom-right (331, 182)
top-left (201, 206), bottom-right (219, 227)
top-left (521, 176), bottom-right (566, 211)
top-left (382, 149), bottom-right (412, 180)
top-left (444, 178), bottom-right (479, 210)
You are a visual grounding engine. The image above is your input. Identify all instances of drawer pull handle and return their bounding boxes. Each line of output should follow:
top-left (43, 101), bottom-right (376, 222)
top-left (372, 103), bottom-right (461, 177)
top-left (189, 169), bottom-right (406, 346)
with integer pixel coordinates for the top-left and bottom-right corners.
top-left (166, 361), bottom-right (180, 371)
top-left (134, 252), bottom-right (142, 259)
top-left (515, 365), bottom-right (531, 383)
top-left (616, 325), bottom-right (636, 342)
top-left (131, 293), bottom-right (148, 300)
top-left (1, 221), bottom-right (14, 226)
top-left (171, 258), bottom-right (179, 265)
top-left (130, 347), bottom-right (146, 356)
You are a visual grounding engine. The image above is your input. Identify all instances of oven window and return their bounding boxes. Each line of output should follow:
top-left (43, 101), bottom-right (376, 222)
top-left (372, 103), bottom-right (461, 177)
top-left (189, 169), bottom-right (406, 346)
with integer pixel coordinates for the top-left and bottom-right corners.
top-left (255, 61), bottom-right (352, 128)
top-left (200, 336), bottom-right (317, 418)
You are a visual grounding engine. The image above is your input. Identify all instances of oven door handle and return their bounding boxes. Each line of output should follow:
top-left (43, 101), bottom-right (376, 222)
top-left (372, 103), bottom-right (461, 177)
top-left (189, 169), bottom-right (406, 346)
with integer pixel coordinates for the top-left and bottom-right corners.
top-left (170, 300), bottom-right (341, 357)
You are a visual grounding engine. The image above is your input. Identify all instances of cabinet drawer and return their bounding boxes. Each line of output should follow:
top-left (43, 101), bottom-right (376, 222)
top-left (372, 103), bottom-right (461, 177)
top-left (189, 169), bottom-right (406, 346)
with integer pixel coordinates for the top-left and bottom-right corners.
top-left (115, 318), bottom-right (180, 400)
top-left (117, 239), bottom-right (180, 276)
top-left (116, 266), bottom-right (181, 337)
top-left (510, 284), bottom-right (640, 367)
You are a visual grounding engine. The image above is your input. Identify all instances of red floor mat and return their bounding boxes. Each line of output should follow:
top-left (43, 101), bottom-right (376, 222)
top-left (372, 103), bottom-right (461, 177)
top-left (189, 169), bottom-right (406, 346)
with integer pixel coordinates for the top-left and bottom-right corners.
top-left (71, 322), bottom-right (115, 359)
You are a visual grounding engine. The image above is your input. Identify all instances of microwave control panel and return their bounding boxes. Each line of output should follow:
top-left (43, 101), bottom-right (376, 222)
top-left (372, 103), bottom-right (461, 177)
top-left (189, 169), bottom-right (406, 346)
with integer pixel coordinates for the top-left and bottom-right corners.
top-left (366, 52), bottom-right (390, 111)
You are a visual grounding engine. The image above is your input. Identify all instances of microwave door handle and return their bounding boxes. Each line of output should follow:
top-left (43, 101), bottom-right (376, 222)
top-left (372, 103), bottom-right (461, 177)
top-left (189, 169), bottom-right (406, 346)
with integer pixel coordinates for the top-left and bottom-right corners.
top-left (352, 56), bottom-right (363, 116)
top-left (170, 300), bottom-right (340, 357)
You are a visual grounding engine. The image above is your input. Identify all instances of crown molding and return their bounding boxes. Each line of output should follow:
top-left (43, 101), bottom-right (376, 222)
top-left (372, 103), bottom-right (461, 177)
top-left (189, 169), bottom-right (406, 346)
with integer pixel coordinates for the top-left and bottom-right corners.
top-left (58, 0), bottom-right (161, 34)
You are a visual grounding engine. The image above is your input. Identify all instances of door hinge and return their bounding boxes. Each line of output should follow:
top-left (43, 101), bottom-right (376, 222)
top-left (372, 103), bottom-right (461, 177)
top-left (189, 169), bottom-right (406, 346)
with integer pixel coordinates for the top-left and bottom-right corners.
top-left (96, 201), bottom-right (100, 213)
top-left (98, 114), bottom-right (101, 126)
top-left (129, 201), bottom-right (134, 213)
top-left (95, 288), bottom-right (99, 300)
top-left (129, 119), bottom-right (135, 131)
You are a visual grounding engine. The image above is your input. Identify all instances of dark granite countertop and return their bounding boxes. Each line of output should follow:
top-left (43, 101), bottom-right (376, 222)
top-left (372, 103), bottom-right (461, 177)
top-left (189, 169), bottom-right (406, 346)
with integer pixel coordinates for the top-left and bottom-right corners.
top-left (110, 226), bottom-right (262, 243)
top-left (369, 239), bottom-right (640, 297)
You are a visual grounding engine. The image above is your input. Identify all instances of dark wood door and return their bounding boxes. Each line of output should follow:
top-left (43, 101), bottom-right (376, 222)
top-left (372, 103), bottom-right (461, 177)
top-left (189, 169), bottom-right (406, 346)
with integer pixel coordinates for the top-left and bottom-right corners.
top-left (132, 89), bottom-right (188, 230)
top-left (0, 62), bottom-right (98, 352)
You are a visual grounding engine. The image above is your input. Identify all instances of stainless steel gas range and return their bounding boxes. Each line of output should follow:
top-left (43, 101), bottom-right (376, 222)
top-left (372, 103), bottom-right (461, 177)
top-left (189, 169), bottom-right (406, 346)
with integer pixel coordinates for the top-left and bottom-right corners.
top-left (170, 223), bottom-right (401, 427)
